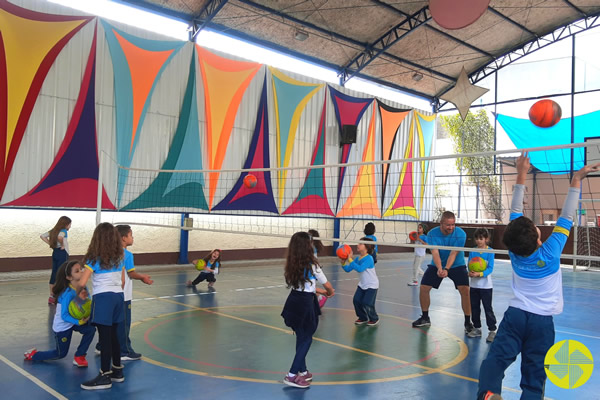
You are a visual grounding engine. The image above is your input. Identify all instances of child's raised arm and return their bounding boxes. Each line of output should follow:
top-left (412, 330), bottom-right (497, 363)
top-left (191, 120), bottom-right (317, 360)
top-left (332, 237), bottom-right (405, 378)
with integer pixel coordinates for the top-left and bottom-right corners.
top-left (510, 152), bottom-right (530, 220)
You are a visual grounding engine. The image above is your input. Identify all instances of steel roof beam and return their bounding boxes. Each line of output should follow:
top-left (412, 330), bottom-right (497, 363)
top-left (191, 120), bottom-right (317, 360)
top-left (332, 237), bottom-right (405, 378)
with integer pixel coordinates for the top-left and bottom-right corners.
top-left (188, 0), bottom-right (229, 41)
top-left (371, 0), bottom-right (494, 59)
top-left (486, 7), bottom-right (537, 37)
top-left (339, 6), bottom-right (431, 85)
top-left (561, 0), bottom-right (586, 18)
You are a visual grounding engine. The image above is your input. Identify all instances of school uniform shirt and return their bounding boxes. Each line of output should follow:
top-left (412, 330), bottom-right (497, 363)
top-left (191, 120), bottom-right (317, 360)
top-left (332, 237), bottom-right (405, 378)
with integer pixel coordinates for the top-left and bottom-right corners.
top-left (123, 249), bottom-right (135, 302)
top-left (53, 284), bottom-right (84, 332)
top-left (85, 259), bottom-right (125, 296)
top-left (415, 234), bottom-right (427, 257)
top-left (342, 254), bottom-right (379, 290)
top-left (426, 226), bottom-right (466, 268)
top-left (41, 229), bottom-right (69, 253)
top-left (468, 247), bottom-right (495, 289)
top-left (508, 212), bottom-right (570, 316)
top-left (365, 234), bottom-right (378, 255)
top-left (205, 260), bottom-right (219, 275)
top-left (293, 264), bottom-right (328, 293)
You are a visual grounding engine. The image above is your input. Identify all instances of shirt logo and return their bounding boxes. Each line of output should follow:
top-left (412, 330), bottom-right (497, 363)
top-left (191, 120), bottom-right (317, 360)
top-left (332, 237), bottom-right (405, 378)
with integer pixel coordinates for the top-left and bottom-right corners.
top-left (545, 340), bottom-right (593, 389)
top-left (537, 260), bottom-right (546, 267)
top-left (61, 337), bottom-right (68, 343)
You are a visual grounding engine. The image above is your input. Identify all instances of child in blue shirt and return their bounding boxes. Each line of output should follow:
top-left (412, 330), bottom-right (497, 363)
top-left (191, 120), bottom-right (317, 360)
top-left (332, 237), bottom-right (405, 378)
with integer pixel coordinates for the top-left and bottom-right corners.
top-left (363, 222), bottom-right (378, 263)
top-left (341, 237), bottom-right (380, 326)
top-left (477, 154), bottom-right (599, 400)
top-left (467, 228), bottom-right (497, 342)
top-left (187, 249), bottom-right (221, 289)
top-left (24, 260), bottom-right (95, 367)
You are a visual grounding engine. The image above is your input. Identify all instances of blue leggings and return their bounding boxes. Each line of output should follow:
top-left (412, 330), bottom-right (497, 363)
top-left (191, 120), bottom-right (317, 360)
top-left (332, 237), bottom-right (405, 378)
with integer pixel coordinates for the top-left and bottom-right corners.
top-left (32, 323), bottom-right (96, 360)
top-left (478, 306), bottom-right (554, 400)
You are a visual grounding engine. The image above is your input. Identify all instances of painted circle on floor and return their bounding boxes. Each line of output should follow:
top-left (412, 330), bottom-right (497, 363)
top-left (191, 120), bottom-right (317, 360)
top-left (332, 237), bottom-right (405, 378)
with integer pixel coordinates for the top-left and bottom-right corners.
top-left (132, 306), bottom-right (467, 384)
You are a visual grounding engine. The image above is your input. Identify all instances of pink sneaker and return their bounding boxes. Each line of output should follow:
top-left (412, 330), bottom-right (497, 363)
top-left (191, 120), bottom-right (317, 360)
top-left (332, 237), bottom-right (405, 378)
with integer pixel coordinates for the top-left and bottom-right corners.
top-left (299, 370), bottom-right (313, 381)
top-left (24, 348), bottom-right (37, 360)
top-left (318, 295), bottom-right (327, 308)
top-left (354, 319), bottom-right (367, 325)
top-left (283, 374), bottom-right (310, 388)
top-left (48, 296), bottom-right (56, 305)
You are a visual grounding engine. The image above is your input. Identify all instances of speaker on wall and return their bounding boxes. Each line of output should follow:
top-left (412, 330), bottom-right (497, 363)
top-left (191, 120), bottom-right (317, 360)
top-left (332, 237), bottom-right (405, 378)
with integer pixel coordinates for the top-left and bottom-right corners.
top-left (340, 124), bottom-right (357, 145)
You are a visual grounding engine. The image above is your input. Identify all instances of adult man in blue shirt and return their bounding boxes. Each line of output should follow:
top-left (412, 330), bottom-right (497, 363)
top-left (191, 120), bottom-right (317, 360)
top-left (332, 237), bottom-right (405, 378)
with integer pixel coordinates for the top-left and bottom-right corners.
top-left (412, 211), bottom-right (473, 333)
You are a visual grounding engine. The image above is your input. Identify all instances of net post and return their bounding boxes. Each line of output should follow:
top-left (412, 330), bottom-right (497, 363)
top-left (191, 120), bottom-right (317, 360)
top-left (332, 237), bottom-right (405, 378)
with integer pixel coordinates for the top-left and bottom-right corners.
top-left (96, 150), bottom-right (104, 226)
top-left (573, 210), bottom-right (578, 272)
top-left (178, 213), bottom-right (191, 264)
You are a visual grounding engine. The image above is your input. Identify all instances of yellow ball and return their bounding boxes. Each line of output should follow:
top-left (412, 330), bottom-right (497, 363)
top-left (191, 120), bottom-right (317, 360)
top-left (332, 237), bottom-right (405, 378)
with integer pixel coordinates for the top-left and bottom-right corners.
top-left (195, 259), bottom-right (206, 271)
top-left (468, 257), bottom-right (487, 272)
top-left (68, 297), bottom-right (91, 320)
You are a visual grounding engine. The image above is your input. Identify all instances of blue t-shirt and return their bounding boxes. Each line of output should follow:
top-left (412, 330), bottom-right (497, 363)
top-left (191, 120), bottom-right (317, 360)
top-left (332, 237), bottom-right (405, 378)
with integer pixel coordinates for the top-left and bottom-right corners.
top-left (365, 234), bottom-right (378, 254)
top-left (426, 226), bottom-right (466, 268)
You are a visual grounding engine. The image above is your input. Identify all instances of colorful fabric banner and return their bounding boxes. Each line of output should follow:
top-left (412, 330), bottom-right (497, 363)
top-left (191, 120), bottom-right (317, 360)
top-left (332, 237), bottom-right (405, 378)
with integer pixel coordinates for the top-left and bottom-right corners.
top-left (328, 86), bottom-right (373, 204)
top-left (337, 103), bottom-right (381, 218)
top-left (6, 26), bottom-right (113, 208)
top-left (196, 45), bottom-right (262, 209)
top-left (101, 20), bottom-right (185, 205)
top-left (123, 55), bottom-right (207, 210)
top-left (497, 113), bottom-right (596, 173)
top-left (384, 116), bottom-right (418, 218)
top-left (415, 111), bottom-right (436, 212)
top-left (282, 93), bottom-right (333, 216)
top-left (270, 67), bottom-right (323, 209)
top-left (377, 100), bottom-right (410, 204)
top-left (0, 0), bottom-right (93, 200)
top-left (213, 78), bottom-right (277, 213)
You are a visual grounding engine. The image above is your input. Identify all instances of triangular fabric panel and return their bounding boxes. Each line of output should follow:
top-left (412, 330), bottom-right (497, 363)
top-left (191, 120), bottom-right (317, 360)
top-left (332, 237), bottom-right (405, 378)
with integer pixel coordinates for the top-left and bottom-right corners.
top-left (337, 103), bottom-right (381, 218)
top-left (270, 67), bottom-right (323, 209)
top-left (101, 20), bottom-right (185, 205)
top-left (212, 78), bottom-right (277, 213)
top-left (122, 56), bottom-right (208, 210)
top-left (377, 99), bottom-right (410, 202)
top-left (328, 85), bottom-right (373, 204)
top-left (497, 113), bottom-right (595, 174)
top-left (282, 92), bottom-right (333, 216)
top-left (197, 45), bottom-right (262, 209)
top-left (384, 117), bottom-right (418, 218)
top-left (0, 0), bottom-right (93, 200)
top-left (6, 27), bottom-right (113, 208)
top-left (415, 111), bottom-right (436, 212)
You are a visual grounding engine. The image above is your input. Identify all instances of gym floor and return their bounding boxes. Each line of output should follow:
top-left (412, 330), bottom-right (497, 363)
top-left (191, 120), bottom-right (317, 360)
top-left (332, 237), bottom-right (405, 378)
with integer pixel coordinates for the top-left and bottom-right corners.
top-left (1, 254), bottom-right (598, 399)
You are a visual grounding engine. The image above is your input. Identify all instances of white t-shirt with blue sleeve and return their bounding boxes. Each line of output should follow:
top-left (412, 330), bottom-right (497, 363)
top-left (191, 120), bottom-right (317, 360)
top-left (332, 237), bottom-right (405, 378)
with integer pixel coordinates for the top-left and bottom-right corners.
top-left (123, 249), bottom-right (135, 301)
top-left (293, 264), bottom-right (328, 293)
top-left (468, 247), bottom-right (495, 289)
top-left (85, 258), bottom-right (125, 296)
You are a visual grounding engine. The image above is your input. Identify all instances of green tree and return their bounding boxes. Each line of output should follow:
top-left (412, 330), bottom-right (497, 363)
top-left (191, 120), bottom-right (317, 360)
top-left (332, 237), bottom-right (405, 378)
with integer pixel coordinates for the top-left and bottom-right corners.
top-left (440, 110), bottom-right (503, 221)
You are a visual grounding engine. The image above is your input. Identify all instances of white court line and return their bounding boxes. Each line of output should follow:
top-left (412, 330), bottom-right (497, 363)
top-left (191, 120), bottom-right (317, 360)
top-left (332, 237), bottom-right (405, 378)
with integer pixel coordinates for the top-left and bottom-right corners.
top-left (555, 330), bottom-right (600, 340)
top-left (0, 354), bottom-right (67, 400)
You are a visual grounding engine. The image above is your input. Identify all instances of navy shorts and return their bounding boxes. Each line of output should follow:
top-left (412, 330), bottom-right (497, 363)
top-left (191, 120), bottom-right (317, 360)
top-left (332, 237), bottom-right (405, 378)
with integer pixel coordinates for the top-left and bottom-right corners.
top-left (90, 292), bottom-right (125, 326)
top-left (421, 265), bottom-right (469, 289)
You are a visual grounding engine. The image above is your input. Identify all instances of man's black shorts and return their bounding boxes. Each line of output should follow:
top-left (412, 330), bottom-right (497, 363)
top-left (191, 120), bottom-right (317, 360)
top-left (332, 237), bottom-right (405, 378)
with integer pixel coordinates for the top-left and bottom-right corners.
top-left (421, 265), bottom-right (469, 289)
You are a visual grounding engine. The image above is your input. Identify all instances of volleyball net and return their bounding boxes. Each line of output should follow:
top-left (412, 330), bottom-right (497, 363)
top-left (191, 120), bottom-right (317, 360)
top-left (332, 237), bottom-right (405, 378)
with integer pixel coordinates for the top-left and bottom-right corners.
top-left (98, 141), bottom-right (600, 265)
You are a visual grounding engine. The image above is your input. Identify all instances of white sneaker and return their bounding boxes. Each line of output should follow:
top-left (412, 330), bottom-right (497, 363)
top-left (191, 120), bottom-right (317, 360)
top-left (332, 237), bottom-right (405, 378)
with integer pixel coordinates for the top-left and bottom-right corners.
top-left (467, 327), bottom-right (482, 338)
top-left (486, 330), bottom-right (497, 343)
top-left (407, 280), bottom-right (419, 286)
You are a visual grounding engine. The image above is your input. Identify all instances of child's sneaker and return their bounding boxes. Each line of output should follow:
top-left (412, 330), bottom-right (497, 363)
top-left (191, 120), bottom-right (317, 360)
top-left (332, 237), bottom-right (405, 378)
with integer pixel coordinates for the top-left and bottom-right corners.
top-left (464, 321), bottom-right (475, 334)
top-left (81, 370), bottom-right (113, 390)
top-left (111, 365), bottom-right (124, 382)
top-left (24, 348), bottom-right (37, 360)
top-left (208, 282), bottom-right (214, 288)
top-left (407, 280), bottom-right (418, 286)
top-left (298, 370), bottom-right (312, 381)
top-left (283, 374), bottom-right (310, 388)
top-left (412, 315), bottom-right (431, 327)
top-left (121, 351), bottom-right (142, 361)
top-left (483, 391), bottom-right (503, 400)
top-left (367, 320), bottom-right (380, 327)
top-left (48, 296), bottom-right (56, 305)
top-left (486, 330), bottom-right (497, 343)
top-left (73, 355), bottom-right (88, 367)
top-left (318, 295), bottom-right (327, 308)
top-left (354, 319), bottom-right (367, 325)
top-left (467, 327), bottom-right (482, 338)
